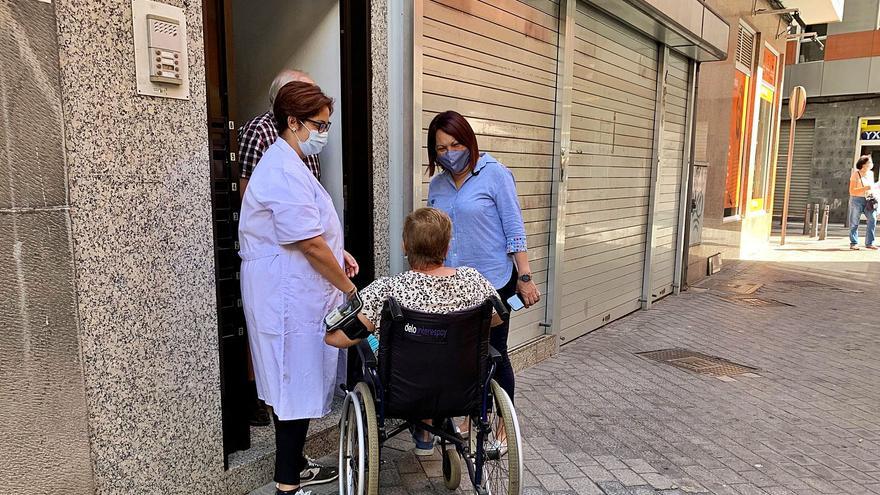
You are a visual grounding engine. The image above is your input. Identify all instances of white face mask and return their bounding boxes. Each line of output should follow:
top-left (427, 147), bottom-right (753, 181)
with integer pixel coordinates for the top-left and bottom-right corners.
top-left (291, 120), bottom-right (329, 156)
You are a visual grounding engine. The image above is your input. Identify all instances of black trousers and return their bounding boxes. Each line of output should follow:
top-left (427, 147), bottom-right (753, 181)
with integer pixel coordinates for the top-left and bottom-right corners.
top-left (273, 413), bottom-right (310, 485)
top-left (491, 269), bottom-right (518, 402)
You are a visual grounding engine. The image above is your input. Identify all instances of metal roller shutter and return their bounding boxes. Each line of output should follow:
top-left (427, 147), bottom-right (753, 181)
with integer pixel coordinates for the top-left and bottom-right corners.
top-left (773, 120), bottom-right (814, 219)
top-left (419, 0), bottom-right (559, 347)
top-left (559, 2), bottom-right (658, 341)
top-left (651, 50), bottom-right (691, 301)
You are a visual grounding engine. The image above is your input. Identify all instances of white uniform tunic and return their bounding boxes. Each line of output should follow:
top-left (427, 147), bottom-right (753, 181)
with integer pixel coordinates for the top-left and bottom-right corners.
top-left (238, 138), bottom-right (343, 421)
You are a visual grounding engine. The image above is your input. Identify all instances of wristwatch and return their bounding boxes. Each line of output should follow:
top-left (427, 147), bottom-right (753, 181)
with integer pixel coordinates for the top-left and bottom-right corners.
top-left (518, 273), bottom-right (532, 283)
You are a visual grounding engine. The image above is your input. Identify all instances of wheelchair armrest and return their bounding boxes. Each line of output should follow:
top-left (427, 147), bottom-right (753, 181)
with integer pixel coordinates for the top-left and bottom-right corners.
top-left (490, 296), bottom-right (510, 322)
top-left (356, 339), bottom-right (378, 368)
top-left (489, 345), bottom-right (502, 363)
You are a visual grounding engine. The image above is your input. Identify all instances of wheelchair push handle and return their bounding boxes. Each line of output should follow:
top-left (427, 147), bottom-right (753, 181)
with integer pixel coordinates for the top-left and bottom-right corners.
top-left (490, 296), bottom-right (510, 322)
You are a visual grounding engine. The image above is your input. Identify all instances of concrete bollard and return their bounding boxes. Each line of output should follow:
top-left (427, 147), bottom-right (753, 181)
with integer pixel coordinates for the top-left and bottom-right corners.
top-left (819, 204), bottom-right (830, 241)
top-left (803, 204), bottom-right (811, 235)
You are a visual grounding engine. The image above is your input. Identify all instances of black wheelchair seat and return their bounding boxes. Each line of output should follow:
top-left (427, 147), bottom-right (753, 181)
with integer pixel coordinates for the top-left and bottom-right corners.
top-left (377, 297), bottom-right (495, 419)
top-left (338, 295), bottom-right (521, 495)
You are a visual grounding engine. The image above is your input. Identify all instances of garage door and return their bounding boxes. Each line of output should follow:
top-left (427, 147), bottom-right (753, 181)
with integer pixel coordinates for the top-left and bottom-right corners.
top-left (419, 0), bottom-right (559, 347)
top-left (559, 2), bottom-right (658, 342)
top-left (651, 50), bottom-right (691, 301)
top-left (773, 120), bottom-right (814, 220)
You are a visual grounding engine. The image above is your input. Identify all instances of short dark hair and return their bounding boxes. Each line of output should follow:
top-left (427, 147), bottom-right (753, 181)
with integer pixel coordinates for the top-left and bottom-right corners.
top-left (273, 81), bottom-right (334, 133)
top-left (427, 111), bottom-right (480, 177)
top-left (856, 155), bottom-right (872, 170)
top-left (403, 208), bottom-right (452, 269)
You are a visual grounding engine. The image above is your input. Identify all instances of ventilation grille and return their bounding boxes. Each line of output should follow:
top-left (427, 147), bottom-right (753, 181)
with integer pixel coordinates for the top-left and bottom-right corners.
top-left (736, 23), bottom-right (755, 73)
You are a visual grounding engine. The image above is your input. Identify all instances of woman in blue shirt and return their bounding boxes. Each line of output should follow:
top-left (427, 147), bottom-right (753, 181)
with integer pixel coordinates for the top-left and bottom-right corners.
top-left (426, 110), bottom-right (541, 402)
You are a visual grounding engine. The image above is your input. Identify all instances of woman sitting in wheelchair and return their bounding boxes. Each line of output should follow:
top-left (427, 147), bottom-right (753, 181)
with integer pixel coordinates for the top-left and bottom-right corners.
top-left (325, 207), bottom-right (503, 455)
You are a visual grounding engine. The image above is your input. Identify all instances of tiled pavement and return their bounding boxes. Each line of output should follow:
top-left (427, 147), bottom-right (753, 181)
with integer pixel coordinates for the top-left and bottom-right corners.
top-left (252, 253), bottom-right (880, 494)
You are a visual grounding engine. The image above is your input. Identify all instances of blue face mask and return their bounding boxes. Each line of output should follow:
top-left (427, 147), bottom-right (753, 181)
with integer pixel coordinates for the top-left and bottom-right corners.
top-left (292, 120), bottom-right (329, 156)
top-left (437, 149), bottom-right (471, 174)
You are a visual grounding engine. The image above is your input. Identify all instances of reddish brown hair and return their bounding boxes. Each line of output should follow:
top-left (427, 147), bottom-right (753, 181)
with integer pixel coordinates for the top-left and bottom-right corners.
top-left (403, 208), bottom-right (452, 269)
top-left (427, 111), bottom-right (480, 176)
top-left (273, 81), bottom-right (334, 133)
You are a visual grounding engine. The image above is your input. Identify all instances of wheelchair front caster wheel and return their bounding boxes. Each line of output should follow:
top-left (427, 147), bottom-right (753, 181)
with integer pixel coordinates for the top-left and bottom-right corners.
top-left (442, 447), bottom-right (461, 490)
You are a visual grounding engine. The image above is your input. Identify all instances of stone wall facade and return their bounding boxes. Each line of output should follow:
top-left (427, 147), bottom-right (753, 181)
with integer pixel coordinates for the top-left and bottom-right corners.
top-left (0, 2), bottom-right (94, 493)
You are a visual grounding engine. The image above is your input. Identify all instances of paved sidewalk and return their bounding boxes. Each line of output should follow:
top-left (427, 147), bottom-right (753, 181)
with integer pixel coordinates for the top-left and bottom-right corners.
top-left (252, 242), bottom-right (880, 494)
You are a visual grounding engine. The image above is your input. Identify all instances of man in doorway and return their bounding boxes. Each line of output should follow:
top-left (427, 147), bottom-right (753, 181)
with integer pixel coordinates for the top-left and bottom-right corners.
top-left (238, 69), bottom-right (321, 196)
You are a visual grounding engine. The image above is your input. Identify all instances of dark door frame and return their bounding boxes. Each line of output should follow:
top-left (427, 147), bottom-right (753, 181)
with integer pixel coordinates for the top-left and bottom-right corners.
top-left (202, 0), bottom-right (374, 466)
top-left (202, 0), bottom-right (250, 466)
top-left (341, 0), bottom-right (375, 287)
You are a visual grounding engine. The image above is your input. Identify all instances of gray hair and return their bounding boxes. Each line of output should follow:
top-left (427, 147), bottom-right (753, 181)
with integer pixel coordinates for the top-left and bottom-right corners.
top-left (268, 69), bottom-right (314, 106)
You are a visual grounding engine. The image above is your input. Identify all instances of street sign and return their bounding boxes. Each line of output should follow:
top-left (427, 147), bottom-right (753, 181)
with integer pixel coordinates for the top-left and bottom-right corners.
top-left (789, 86), bottom-right (807, 120)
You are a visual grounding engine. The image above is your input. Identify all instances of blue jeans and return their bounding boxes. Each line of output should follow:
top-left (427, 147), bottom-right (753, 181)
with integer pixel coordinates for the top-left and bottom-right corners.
top-left (849, 196), bottom-right (877, 246)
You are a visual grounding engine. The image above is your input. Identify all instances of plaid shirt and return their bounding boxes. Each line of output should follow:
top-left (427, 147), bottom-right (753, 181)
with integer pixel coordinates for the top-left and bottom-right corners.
top-left (237, 110), bottom-right (321, 180)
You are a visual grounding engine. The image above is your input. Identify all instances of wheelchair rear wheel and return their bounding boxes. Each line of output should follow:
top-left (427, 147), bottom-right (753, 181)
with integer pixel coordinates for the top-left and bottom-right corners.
top-left (481, 380), bottom-right (522, 495)
top-left (339, 383), bottom-right (379, 495)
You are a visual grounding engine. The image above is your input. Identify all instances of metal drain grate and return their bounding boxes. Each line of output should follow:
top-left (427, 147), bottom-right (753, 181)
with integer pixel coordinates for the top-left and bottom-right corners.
top-left (636, 348), bottom-right (759, 377)
top-left (721, 296), bottom-right (793, 307)
top-left (720, 282), bottom-right (763, 294)
top-left (778, 280), bottom-right (827, 288)
top-left (776, 280), bottom-right (863, 294)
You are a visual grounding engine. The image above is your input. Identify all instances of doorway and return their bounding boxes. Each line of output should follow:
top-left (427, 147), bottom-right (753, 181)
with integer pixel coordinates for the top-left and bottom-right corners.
top-left (202, 0), bottom-right (373, 464)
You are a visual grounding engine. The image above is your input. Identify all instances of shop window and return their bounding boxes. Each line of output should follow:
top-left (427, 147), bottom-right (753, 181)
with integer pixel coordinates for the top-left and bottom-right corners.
top-left (749, 85), bottom-right (776, 212)
top-left (723, 71), bottom-right (751, 218)
top-left (747, 47), bottom-right (781, 214)
top-left (724, 21), bottom-right (757, 219)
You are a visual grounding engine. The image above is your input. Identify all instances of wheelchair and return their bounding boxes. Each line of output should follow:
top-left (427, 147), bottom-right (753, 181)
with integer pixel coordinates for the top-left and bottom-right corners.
top-left (337, 296), bottom-right (523, 495)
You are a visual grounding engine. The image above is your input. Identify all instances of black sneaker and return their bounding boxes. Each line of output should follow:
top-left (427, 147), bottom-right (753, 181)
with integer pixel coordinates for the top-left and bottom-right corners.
top-left (299, 458), bottom-right (338, 487)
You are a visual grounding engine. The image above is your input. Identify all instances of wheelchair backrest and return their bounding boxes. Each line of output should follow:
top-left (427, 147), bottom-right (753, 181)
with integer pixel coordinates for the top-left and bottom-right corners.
top-left (377, 297), bottom-right (494, 419)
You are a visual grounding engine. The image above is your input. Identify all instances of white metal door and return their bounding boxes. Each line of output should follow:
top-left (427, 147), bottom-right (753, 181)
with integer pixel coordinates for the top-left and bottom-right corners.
top-left (773, 120), bottom-right (815, 219)
top-left (651, 50), bottom-right (691, 301)
top-left (419, 0), bottom-right (559, 347)
top-left (559, 2), bottom-right (658, 342)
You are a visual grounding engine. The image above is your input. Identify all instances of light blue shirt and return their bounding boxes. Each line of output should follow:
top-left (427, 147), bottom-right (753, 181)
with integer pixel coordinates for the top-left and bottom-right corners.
top-left (427, 152), bottom-right (527, 289)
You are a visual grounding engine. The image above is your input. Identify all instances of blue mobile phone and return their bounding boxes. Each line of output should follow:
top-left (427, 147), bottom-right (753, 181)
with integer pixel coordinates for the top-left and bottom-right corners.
top-left (507, 294), bottom-right (525, 311)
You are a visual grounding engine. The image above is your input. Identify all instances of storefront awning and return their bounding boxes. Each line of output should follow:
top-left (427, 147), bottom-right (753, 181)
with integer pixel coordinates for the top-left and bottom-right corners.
top-left (588, 0), bottom-right (729, 62)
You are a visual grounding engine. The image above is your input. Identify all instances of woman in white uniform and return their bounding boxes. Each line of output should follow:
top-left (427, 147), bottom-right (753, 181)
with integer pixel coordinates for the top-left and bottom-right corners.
top-left (238, 81), bottom-right (356, 495)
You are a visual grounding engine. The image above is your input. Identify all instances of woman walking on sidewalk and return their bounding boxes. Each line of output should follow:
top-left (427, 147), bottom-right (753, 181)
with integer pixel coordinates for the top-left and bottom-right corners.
top-left (849, 155), bottom-right (878, 250)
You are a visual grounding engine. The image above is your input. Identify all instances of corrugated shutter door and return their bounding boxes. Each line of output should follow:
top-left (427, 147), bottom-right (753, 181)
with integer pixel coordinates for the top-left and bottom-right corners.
top-left (773, 120), bottom-right (814, 219)
top-left (651, 50), bottom-right (690, 301)
top-left (560, 2), bottom-right (657, 341)
top-left (420, 0), bottom-right (560, 347)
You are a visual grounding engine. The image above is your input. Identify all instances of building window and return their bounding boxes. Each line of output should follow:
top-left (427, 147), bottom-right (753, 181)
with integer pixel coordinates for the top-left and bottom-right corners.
top-left (798, 24), bottom-right (826, 63)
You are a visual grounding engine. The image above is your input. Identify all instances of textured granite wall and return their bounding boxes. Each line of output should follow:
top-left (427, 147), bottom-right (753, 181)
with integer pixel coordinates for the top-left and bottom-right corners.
top-left (54, 0), bottom-right (225, 492)
top-left (371, 0), bottom-right (391, 277)
top-left (782, 97), bottom-right (880, 223)
top-left (0, 2), bottom-right (94, 493)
